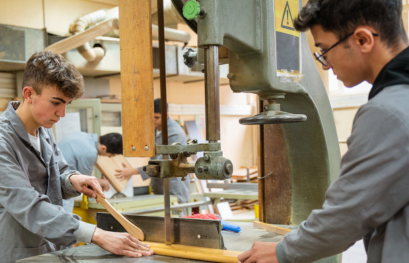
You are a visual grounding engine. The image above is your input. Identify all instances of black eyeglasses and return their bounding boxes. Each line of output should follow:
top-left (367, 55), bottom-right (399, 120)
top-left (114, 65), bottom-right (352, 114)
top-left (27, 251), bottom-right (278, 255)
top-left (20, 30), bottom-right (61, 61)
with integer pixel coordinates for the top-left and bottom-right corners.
top-left (314, 32), bottom-right (379, 67)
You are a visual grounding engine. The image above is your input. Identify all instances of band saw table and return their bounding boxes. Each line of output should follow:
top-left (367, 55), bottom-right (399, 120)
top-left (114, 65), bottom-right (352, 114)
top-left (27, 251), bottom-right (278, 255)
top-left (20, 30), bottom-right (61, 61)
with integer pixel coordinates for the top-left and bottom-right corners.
top-left (17, 222), bottom-right (287, 263)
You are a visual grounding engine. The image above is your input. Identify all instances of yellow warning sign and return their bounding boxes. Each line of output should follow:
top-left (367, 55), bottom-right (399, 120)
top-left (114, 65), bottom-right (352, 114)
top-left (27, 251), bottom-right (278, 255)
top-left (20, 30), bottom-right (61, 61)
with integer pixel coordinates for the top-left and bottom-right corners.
top-left (275, 0), bottom-right (299, 37)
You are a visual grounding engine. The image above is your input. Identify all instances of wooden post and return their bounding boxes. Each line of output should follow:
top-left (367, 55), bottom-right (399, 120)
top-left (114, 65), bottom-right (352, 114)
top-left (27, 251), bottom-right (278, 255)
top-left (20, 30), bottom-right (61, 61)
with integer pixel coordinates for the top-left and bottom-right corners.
top-left (119, 0), bottom-right (155, 157)
top-left (258, 102), bottom-right (292, 224)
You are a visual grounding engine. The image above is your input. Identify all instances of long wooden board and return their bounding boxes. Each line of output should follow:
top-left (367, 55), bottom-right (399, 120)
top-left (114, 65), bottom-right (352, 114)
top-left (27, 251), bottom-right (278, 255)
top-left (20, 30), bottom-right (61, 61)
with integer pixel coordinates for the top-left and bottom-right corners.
top-left (119, 0), bottom-right (155, 157)
top-left (253, 221), bottom-right (292, 236)
top-left (96, 194), bottom-right (145, 240)
top-left (145, 242), bottom-right (241, 263)
top-left (45, 19), bottom-right (119, 54)
top-left (95, 155), bottom-right (132, 193)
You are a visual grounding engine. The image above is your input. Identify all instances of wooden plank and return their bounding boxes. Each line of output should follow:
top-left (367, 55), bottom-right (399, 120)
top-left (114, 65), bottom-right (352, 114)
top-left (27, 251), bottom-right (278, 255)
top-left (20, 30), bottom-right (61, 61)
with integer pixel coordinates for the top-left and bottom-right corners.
top-left (145, 242), bottom-right (241, 263)
top-left (253, 221), bottom-right (292, 236)
top-left (45, 19), bottom-right (119, 55)
top-left (262, 123), bottom-right (292, 224)
top-left (96, 194), bottom-right (145, 240)
top-left (0, 82), bottom-right (16, 89)
top-left (0, 78), bottom-right (15, 84)
top-left (119, 0), bottom-right (155, 157)
top-left (95, 155), bottom-right (132, 193)
top-left (0, 72), bottom-right (15, 79)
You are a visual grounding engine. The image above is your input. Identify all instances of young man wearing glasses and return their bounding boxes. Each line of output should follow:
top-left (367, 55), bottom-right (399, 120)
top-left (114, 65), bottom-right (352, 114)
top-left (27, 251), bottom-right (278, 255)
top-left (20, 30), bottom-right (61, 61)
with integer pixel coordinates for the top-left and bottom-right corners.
top-left (238, 0), bottom-right (409, 262)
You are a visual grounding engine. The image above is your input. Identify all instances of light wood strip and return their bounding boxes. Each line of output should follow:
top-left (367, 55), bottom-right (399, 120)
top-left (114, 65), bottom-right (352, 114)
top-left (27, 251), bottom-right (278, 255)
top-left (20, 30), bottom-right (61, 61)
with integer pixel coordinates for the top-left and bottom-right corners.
top-left (253, 221), bottom-right (292, 236)
top-left (145, 242), bottom-right (241, 263)
top-left (0, 72), bottom-right (15, 79)
top-left (96, 194), bottom-right (145, 240)
top-left (0, 82), bottom-right (16, 89)
top-left (0, 78), bottom-right (15, 84)
top-left (45, 19), bottom-right (119, 54)
top-left (95, 155), bottom-right (131, 193)
top-left (119, 0), bottom-right (155, 157)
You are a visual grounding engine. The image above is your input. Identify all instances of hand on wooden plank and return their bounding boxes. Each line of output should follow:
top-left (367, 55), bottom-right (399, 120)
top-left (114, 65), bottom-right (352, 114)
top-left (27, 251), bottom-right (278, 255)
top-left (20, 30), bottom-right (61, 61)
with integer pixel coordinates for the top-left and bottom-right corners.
top-left (237, 242), bottom-right (279, 263)
top-left (114, 162), bottom-right (136, 181)
top-left (91, 227), bottom-right (153, 258)
top-left (69, 174), bottom-right (105, 199)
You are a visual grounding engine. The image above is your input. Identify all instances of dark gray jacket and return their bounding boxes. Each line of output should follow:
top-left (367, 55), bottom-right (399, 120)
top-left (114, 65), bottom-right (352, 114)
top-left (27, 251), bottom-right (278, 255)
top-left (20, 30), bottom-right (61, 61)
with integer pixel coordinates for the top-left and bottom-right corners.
top-left (276, 85), bottom-right (409, 263)
top-left (0, 102), bottom-right (95, 263)
top-left (139, 117), bottom-right (190, 203)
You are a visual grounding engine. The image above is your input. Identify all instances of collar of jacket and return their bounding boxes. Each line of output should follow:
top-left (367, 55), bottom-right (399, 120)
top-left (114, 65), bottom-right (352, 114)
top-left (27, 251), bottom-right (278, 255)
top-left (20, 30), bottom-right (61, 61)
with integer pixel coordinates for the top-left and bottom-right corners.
top-left (369, 46), bottom-right (409, 100)
top-left (4, 101), bottom-right (51, 148)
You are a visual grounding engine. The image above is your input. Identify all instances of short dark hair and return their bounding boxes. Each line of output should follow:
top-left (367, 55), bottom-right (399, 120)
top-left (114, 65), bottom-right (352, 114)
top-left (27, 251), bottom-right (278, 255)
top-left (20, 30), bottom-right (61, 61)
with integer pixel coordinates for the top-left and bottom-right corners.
top-left (22, 51), bottom-right (84, 99)
top-left (154, 98), bottom-right (168, 113)
top-left (294, 0), bottom-right (408, 49)
top-left (99, 133), bottom-right (123, 154)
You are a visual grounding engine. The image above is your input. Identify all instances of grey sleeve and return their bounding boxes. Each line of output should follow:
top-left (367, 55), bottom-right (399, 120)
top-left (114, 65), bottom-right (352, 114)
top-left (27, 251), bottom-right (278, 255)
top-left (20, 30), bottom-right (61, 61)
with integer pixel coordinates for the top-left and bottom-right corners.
top-left (74, 221), bottom-right (97, 243)
top-left (0, 140), bottom-right (81, 247)
top-left (276, 104), bottom-right (409, 263)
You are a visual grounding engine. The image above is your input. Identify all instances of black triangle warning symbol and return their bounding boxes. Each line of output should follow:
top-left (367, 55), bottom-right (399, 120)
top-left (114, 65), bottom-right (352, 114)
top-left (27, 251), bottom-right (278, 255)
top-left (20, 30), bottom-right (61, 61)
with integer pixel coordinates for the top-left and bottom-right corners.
top-left (281, 1), bottom-right (295, 31)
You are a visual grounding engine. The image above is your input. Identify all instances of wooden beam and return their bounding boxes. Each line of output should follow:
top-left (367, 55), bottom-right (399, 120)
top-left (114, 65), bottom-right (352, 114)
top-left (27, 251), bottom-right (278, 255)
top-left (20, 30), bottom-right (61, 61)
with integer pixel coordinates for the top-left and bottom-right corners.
top-left (253, 221), bottom-right (292, 236)
top-left (145, 242), bottom-right (241, 263)
top-left (260, 122), bottom-right (292, 224)
top-left (119, 0), bottom-right (155, 157)
top-left (44, 19), bottom-right (119, 54)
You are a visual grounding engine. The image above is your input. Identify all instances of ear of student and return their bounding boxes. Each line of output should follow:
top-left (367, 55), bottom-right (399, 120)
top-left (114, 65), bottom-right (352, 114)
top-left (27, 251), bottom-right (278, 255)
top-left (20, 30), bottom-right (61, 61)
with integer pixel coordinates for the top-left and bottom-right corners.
top-left (354, 27), bottom-right (377, 53)
top-left (101, 145), bottom-right (107, 153)
top-left (23, 86), bottom-right (35, 103)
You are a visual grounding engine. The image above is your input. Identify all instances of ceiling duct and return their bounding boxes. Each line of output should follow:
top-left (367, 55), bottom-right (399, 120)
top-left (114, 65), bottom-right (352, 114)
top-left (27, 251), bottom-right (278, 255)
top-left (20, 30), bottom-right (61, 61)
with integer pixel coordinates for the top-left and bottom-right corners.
top-left (62, 37), bottom-right (228, 84)
top-left (0, 24), bottom-right (46, 72)
top-left (62, 0), bottom-right (189, 62)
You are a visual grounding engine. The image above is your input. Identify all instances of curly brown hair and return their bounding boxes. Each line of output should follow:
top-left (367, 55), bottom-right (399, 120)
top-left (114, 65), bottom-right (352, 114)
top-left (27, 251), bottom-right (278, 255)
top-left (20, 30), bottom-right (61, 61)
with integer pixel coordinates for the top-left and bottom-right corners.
top-left (22, 51), bottom-right (84, 99)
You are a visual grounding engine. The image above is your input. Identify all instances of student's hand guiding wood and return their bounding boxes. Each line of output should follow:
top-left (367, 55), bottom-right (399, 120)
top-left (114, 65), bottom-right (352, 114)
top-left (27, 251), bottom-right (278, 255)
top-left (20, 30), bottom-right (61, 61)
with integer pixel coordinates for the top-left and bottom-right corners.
top-left (114, 162), bottom-right (136, 181)
top-left (69, 174), bottom-right (106, 199)
top-left (91, 228), bottom-right (153, 257)
top-left (237, 242), bottom-right (279, 263)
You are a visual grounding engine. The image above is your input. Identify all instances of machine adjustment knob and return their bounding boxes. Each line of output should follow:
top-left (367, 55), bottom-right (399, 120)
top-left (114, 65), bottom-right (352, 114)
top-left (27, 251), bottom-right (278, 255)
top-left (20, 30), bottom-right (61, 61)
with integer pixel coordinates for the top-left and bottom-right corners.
top-left (183, 0), bottom-right (201, 20)
top-left (183, 48), bottom-right (197, 68)
top-left (225, 163), bottom-right (233, 174)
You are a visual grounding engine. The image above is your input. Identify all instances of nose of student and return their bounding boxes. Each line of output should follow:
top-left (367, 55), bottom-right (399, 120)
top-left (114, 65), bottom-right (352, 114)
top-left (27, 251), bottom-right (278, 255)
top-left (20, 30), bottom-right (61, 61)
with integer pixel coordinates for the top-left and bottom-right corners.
top-left (56, 106), bottom-right (66, 118)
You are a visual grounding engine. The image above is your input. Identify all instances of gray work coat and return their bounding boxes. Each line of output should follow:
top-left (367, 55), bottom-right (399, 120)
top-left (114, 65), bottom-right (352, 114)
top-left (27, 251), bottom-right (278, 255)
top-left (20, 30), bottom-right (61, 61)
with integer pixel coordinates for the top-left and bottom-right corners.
top-left (139, 117), bottom-right (190, 203)
top-left (0, 102), bottom-right (82, 263)
top-left (276, 85), bottom-right (409, 263)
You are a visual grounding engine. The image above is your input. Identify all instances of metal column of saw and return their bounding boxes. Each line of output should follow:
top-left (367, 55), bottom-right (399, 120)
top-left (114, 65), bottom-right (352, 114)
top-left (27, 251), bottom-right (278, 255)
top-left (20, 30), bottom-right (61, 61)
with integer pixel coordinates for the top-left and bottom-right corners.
top-left (157, 0), bottom-right (171, 245)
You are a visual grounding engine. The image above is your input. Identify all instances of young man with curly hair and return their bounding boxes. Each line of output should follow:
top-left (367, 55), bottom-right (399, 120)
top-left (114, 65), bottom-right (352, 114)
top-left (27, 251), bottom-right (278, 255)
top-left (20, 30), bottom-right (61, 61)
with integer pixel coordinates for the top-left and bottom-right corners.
top-left (0, 51), bottom-right (152, 262)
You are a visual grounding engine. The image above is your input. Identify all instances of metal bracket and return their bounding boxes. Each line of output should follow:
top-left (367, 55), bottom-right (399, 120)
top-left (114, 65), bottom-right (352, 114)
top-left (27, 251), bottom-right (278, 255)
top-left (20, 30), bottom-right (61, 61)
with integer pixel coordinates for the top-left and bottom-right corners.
top-left (155, 142), bottom-right (221, 154)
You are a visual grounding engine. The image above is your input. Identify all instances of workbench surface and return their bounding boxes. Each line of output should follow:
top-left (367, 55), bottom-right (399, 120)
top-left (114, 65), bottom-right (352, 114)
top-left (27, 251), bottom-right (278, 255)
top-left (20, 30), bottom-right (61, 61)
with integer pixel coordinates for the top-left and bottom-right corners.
top-left (17, 222), bottom-right (285, 262)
